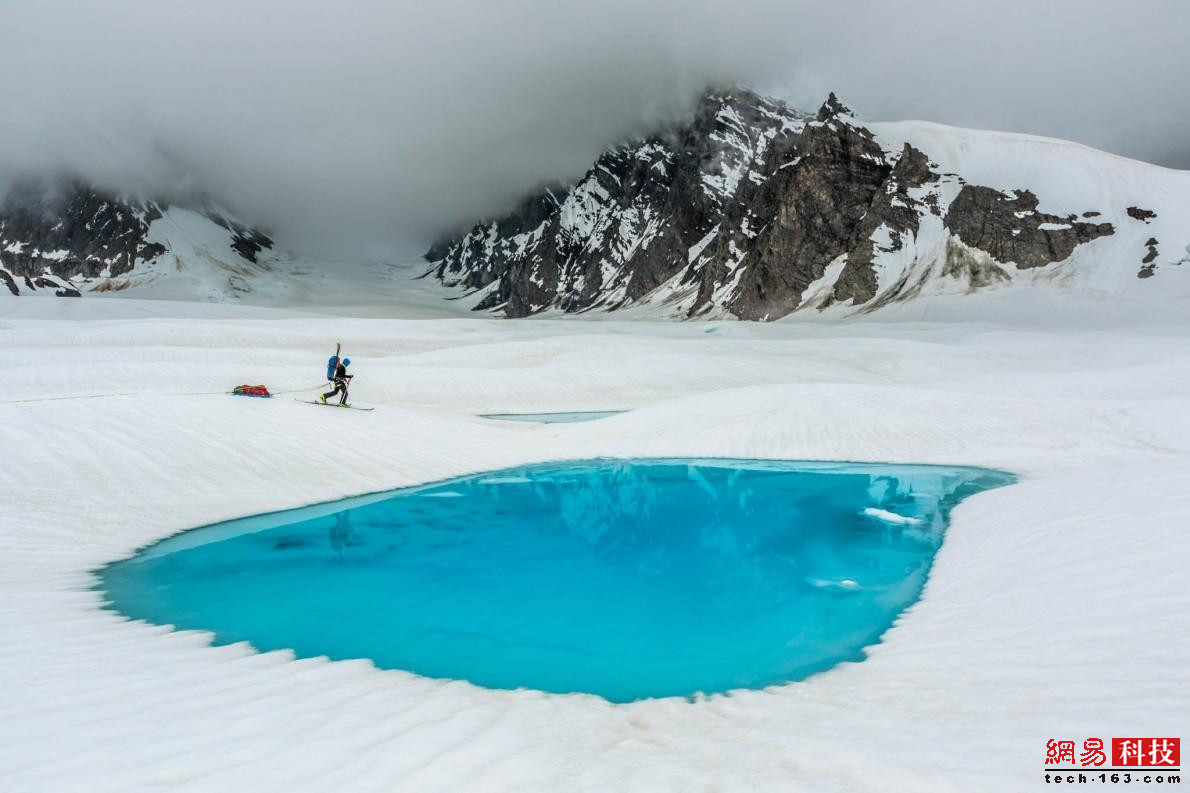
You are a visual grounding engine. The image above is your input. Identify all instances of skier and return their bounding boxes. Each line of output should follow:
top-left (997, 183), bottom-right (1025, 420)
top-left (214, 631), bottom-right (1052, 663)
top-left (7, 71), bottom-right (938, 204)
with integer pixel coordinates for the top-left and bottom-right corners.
top-left (320, 357), bottom-right (353, 406)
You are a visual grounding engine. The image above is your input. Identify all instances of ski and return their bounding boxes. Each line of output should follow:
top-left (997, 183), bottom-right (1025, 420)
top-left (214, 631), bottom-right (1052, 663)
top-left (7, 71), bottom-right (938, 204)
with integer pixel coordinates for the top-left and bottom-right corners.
top-left (296, 399), bottom-right (374, 411)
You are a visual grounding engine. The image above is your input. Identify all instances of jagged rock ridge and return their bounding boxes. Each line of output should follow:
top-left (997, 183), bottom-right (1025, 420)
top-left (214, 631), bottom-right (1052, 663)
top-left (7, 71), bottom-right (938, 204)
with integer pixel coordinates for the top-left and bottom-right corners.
top-left (426, 89), bottom-right (1152, 320)
top-left (0, 180), bottom-right (275, 298)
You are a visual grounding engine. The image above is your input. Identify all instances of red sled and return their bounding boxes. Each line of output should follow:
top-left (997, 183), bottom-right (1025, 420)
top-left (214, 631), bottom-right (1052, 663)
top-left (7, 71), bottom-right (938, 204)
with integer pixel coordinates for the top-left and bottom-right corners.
top-left (232, 384), bottom-right (272, 398)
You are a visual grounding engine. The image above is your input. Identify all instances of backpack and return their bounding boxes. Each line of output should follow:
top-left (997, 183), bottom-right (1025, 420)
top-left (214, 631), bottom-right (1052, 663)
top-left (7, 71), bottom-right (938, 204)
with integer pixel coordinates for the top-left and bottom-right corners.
top-left (326, 355), bottom-right (339, 381)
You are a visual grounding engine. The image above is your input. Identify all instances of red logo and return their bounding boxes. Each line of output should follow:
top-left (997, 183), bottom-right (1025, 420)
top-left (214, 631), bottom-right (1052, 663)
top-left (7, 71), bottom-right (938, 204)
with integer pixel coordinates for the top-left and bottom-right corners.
top-left (1113, 738), bottom-right (1180, 767)
top-left (1046, 740), bottom-right (1076, 765)
top-left (1080, 738), bottom-right (1107, 767)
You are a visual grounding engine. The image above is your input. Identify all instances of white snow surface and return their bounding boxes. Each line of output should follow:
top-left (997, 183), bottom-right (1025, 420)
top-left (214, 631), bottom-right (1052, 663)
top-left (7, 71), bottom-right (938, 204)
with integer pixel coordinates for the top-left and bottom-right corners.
top-left (861, 507), bottom-right (923, 526)
top-left (864, 120), bottom-right (1190, 303)
top-left (6, 206), bottom-right (472, 318)
top-left (2, 291), bottom-right (1189, 792)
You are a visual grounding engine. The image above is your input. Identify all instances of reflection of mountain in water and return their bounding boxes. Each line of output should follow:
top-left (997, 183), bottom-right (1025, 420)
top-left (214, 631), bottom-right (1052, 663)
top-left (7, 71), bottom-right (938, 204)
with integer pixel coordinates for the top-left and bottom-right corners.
top-left (328, 511), bottom-right (352, 563)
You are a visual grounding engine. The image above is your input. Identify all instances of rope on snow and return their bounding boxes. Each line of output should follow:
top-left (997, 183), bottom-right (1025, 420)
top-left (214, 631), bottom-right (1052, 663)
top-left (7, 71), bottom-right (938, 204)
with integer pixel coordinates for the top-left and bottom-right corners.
top-left (5, 382), bottom-right (331, 405)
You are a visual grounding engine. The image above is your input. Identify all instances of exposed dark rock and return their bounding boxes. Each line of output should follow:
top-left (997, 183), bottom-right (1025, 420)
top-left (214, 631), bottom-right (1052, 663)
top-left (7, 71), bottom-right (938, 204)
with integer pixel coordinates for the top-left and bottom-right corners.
top-left (428, 88), bottom-right (1131, 320)
top-left (0, 267), bottom-right (85, 296)
top-left (698, 110), bottom-right (896, 319)
top-left (0, 182), bottom-right (162, 281)
top-left (431, 89), bottom-right (811, 318)
top-left (944, 187), bottom-right (1114, 268)
top-left (28, 275), bottom-right (76, 296)
top-left (1126, 206), bottom-right (1156, 222)
top-left (1142, 239), bottom-right (1159, 265)
top-left (1139, 237), bottom-right (1161, 277)
top-left (0, 181), bottom-right (274, 298)
top-left (208, 213), bottom-right (274, 263)
top-left (829, 143), bottom-right (936, 306)
top-left (816, 92), bottom-right (854, 122)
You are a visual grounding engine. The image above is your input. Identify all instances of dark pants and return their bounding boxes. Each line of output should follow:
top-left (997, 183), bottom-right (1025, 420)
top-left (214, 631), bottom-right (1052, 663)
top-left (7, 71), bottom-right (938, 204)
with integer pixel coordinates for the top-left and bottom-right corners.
top-left (322, 378), bottom-right (349, 404)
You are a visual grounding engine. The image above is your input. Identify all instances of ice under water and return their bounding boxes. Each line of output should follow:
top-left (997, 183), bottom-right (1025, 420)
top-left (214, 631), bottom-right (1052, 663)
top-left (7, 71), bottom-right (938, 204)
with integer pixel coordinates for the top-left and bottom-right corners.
top-left (98, 459), bottom-right (1013, 702)
top-left (479, 410), bottom-right (624, 423)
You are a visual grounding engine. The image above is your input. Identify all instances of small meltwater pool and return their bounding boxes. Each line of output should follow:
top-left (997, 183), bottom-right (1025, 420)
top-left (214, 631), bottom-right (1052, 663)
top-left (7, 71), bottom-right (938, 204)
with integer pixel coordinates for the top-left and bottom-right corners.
top-left (97, 459), bottom-right (1013, 702)
top-left (479, 410), bottom-right (625, 423)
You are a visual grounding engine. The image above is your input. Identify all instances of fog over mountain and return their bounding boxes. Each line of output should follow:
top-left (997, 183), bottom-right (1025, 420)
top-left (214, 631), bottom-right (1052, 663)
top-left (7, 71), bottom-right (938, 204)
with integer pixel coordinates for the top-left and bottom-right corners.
top-left (2, 0), bottom-right (1186, 256)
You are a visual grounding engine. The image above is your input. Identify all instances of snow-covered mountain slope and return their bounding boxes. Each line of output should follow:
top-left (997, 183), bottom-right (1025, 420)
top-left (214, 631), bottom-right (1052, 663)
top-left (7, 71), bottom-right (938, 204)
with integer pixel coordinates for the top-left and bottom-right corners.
top-left (427, 89), bottom-right (1190, 320)
top-left (0, 182), bottom-right (480, 316)
top-left (0, 182), bottom-right (277, 302)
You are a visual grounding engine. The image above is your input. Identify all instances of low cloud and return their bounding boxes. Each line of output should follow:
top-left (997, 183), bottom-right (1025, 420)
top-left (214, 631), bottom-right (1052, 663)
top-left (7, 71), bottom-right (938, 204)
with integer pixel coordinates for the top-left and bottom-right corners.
top-left (1, 0), bottom-right (1185, 257)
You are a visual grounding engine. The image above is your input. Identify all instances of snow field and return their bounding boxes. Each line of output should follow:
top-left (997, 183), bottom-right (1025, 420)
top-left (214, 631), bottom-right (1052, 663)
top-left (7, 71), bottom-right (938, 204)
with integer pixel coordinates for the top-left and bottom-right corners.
top-left (0, 299), bottom-right (1188, 792)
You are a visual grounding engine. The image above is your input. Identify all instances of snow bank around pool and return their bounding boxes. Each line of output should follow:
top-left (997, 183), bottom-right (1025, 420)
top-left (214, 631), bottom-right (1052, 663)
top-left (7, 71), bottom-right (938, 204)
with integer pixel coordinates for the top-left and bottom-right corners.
top-left (1, 297), bottom-right (1188, 792)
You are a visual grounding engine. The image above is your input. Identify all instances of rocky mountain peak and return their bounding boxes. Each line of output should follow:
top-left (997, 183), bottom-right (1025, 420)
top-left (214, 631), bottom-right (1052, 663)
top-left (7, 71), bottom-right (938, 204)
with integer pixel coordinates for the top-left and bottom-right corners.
top-left (423, 85), bottom-right (1179, 320)
top-left (816, 91), bottom-right (854, 122)
top-left (0, 179), bottom-right (275, 298)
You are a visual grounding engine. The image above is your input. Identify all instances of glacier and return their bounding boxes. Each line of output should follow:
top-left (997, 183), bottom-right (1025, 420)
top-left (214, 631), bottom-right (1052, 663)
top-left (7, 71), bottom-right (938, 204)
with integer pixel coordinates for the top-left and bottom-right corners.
top-left (1, 289), bottom-right (1188, 791)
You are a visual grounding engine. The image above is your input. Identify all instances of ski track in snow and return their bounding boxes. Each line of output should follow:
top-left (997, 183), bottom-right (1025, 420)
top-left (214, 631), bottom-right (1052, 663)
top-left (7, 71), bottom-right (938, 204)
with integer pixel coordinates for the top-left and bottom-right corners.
top-left (1, 296), bottom-right (1189, 792)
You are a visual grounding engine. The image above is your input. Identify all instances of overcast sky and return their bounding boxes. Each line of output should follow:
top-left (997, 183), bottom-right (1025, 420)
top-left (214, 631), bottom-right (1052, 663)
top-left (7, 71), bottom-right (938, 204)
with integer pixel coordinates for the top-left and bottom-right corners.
top-left (1, 0), bottom-right (1186, 255)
